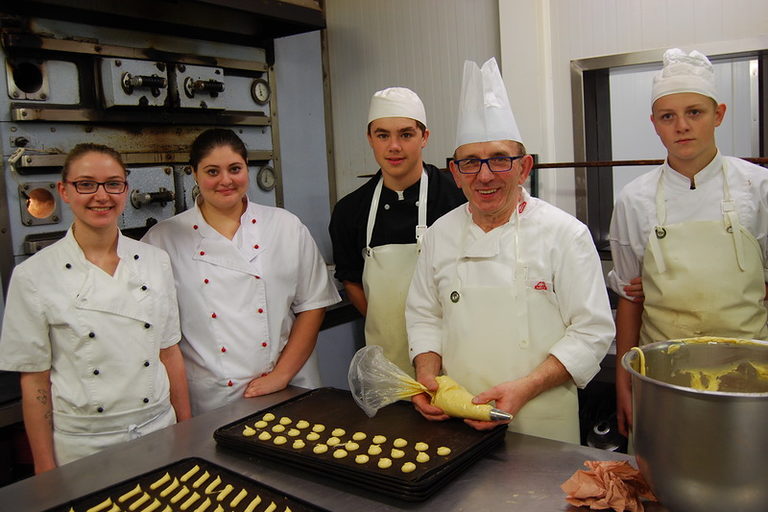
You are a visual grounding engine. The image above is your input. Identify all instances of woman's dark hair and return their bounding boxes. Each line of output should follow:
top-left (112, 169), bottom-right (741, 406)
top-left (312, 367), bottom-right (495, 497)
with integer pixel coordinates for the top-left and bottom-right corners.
top-left (62, 143), bottom-right (127, 180)
top-left (189, 129), bottom-right (248, 170)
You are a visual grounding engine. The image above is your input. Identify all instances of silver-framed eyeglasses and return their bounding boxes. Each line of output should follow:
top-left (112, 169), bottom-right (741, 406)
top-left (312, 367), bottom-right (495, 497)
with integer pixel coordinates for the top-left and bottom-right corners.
top-left (65, 180), bottom-right (128, 194)
top-left (454, 155), bottom-right (524, 174)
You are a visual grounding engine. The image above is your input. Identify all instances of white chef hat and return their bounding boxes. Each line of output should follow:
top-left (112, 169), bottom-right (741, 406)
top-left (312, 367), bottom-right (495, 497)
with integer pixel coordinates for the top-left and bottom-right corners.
top-left (367, 87), bottom-right (427, 126)
top-left (455, 57), bottom-right (523, 149)
top-left (651, 48), bottom-right (718, 106)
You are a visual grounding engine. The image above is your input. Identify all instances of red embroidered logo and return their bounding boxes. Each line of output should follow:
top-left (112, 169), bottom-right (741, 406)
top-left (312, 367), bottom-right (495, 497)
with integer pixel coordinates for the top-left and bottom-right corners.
top-left (534, 281), bottom-right (547, 290)
top-left (518, 201), bottom-right (527, 214)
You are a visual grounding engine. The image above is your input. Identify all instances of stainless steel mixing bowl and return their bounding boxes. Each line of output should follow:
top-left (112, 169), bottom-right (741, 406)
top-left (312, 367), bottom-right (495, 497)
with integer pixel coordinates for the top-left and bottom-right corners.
top-left (622, 338), bottom-right (768, 512)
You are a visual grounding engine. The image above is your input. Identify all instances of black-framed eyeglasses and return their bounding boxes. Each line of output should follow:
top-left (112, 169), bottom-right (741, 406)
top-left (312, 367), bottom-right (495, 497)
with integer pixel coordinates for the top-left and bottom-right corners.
top-left (65, 180), bottom-right (128, 194)
top-left (454, 156), bottom-right (524, 174)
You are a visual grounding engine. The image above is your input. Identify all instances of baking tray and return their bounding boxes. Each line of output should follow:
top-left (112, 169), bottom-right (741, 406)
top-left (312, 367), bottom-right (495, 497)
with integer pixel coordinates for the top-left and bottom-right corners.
top-left (213, 387), bottom-right (506, 501)
top-left (46, 457), bottom-right (329, 512)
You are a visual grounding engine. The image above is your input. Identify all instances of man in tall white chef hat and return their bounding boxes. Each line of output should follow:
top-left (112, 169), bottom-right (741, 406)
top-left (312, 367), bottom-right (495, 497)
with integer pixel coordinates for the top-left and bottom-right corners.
top-left (406, 58), bottom-right (614, 443)
top-left (610, 48), bottom-right (768, 437)
top-left (329, 87), bottom-right (465, 376)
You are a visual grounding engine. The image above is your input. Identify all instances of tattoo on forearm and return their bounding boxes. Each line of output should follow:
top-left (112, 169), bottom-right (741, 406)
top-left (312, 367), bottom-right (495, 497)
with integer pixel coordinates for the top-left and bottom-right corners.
top-left (44, 410), bottom-right (53, 427)
top-left (36, 388), bottom-right (49, 405)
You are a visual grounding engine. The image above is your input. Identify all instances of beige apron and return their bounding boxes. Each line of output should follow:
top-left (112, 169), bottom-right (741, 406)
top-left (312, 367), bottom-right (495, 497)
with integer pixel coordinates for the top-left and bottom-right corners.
top-left (362, 171), bottom-right (428, 377)
top-left (54, 400), bottom-right (175, 465)
top-left (442, 205), bottom-right (580, 444)
top-left (640, 163), bottom-right (768, 345)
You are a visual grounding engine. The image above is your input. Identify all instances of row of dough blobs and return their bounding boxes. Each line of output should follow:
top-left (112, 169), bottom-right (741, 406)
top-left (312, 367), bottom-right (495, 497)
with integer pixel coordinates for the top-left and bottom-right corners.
top-left (242, 412), bottom-right (452, 473)
top-left (74, 464), bottom-right (290, 512)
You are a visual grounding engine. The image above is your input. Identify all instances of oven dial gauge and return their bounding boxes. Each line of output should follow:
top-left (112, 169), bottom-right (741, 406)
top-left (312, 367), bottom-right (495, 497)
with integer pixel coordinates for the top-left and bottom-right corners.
top-left (251, 78), bottom-right (271, 105)
top-left (257, 166), bottom-right (277, 192)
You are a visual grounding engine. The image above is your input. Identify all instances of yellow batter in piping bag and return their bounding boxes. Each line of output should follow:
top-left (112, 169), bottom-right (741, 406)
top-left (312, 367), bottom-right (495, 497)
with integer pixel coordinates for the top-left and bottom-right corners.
top-left (348, 345), bottom-right (511, 421)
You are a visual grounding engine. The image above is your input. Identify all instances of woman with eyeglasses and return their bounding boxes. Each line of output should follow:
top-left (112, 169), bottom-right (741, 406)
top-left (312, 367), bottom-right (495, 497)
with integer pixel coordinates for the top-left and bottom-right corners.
top-left (0, 143), bottom-right (190, 473)
top-left (143, 129), bottom-right (340, 416)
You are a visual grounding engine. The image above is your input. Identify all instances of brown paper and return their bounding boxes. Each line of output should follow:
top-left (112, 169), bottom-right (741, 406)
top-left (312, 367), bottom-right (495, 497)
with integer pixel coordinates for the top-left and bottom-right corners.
top-left (561, 460), bottom-right (657, 512)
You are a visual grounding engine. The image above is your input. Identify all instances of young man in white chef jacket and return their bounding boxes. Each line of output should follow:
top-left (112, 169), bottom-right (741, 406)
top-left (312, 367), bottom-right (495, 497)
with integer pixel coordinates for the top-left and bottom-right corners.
top-left (609, 48), bottom-right (768, 437)
top-left (406, 58), bottom-right (614, 444)
top-left (329, 88), bottom-right (465, 376)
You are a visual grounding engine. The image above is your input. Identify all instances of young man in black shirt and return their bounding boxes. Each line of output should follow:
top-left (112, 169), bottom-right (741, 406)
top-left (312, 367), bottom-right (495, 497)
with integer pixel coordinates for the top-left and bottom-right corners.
top-left (329, 87), bottom-right (465, 375)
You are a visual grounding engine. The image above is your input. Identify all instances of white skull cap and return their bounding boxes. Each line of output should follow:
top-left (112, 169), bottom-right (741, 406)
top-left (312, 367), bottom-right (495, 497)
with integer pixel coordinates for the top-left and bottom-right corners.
top-left (367, 87), bottom-right (427, 126)
top-left (651, 48), bottom-right (718, 106)
top-left (455, 57), bottom-right (523, 150)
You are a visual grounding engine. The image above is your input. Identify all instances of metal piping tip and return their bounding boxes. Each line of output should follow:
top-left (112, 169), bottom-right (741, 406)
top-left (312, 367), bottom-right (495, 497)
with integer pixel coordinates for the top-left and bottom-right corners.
top-left (489, 408), bottom-right (512, 421)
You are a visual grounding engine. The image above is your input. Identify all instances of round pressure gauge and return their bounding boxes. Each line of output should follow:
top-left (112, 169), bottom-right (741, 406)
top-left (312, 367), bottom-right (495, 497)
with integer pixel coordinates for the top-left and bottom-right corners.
top-left (257, 166), bottom-right (277, 192)
top-left (251, 78), bottom-right (271, 105)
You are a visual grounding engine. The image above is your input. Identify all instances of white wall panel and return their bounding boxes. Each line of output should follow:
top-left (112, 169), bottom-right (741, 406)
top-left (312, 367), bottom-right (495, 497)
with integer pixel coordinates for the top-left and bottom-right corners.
top-left (274, 31), bottom-right (334, 261)
top-left (325, 0), bottom-right (500, 199)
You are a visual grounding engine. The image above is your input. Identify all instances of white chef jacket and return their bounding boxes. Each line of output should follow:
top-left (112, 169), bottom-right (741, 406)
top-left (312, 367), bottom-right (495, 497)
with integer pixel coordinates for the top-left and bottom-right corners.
top-left (142, 199), bottom-right (340, 415)
top-left (608, 152), bottom-right (768, 299)
top-left (0, 229), bottom-right (179, 440)
top-left (406, 189), bottom-right (614, 388)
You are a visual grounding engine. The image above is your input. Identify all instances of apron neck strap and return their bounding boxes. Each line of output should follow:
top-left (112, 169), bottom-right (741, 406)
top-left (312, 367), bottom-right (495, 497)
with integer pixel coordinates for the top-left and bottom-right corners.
top-left (365, 169), bottom-right (429, 249)
top-left (652, 160), bottom-right (744, 272)
top-left (655, 159), bottom-right (731, 224)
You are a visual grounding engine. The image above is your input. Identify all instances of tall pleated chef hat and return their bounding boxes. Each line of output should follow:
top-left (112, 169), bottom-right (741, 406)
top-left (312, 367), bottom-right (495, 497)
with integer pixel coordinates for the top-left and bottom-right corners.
top-left (455, 57), bottom-right (523, 149)
top-left (651, 48), bottom-right (718, 106)
top-left (367, 87), bottom-right (427, 126)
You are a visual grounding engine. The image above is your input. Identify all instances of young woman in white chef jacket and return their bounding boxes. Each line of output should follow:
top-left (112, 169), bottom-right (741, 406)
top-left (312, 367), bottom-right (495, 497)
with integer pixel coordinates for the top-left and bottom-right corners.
top-left (143, 129), bottom-right (340, 416)
top-left (0, 144), bottom-right (191, 473)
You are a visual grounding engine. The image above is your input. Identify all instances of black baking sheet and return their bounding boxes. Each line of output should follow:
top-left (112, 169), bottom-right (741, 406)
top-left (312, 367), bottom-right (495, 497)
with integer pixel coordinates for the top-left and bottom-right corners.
top-left (213, 387), bottom-right (506, 501)
top-left (46, 457), bottom-right (329, 512)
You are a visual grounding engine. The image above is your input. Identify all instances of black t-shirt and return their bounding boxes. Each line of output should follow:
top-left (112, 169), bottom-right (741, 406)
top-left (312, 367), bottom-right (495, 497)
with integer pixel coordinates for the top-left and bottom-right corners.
top-left (329, 163), bottom-right (467, 284)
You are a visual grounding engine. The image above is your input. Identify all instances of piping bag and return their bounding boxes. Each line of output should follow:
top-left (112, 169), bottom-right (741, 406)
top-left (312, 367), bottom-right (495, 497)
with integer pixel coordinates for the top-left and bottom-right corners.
top-left (347, 345), bottom-right (512, 422)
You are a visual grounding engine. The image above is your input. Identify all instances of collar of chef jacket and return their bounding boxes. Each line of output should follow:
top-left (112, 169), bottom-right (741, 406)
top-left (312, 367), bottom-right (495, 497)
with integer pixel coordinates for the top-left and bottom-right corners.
top-left (190, 198), bottom-right (262, 275)
top-left (61, 228), bottom-right (153, 323)
top-left (462, 188), bottom-right (534, 259)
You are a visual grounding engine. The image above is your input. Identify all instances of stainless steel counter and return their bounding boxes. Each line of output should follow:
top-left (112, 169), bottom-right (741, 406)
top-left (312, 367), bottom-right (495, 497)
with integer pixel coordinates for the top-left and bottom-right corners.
top-left (0, 386), bottom-right (668, 511)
